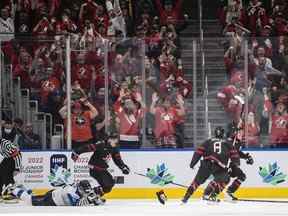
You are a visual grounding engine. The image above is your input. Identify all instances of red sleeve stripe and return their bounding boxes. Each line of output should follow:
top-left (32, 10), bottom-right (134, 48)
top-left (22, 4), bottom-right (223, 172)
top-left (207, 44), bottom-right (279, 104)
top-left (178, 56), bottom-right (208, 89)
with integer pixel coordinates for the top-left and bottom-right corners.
top-left (196, 150), bottom-right (204, 155)
top-left (229, 150), bottom-right (238, 154)
top-left (230, 154), bottom-right (240, 158)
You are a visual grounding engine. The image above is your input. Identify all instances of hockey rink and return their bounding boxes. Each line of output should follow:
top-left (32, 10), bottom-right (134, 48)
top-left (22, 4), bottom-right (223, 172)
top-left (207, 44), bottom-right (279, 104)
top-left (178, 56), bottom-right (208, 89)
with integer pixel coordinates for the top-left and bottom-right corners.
top-left (1, 199), bottom-right (288, 216)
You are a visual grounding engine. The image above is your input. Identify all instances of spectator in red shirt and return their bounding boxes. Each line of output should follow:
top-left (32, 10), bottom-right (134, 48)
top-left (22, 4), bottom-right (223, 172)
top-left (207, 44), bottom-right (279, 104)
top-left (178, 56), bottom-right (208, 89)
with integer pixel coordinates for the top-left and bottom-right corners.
top-left (150, 92), bottom-right (185, 148)
top-left (246, 0), bottom-right (269, 36)
top-left (246, 111), bottom-right (260, 147)
top-left (79, 0), bottom-right (99, 24)
top-left (114, 91), bottom-right (145, 149)
top-left (268, 99), bottom-right (288, 148)
top-left (93, 4), bottom-right (109, 35)
top-left (155, 0), bottom-right (183, 27)
top-left (13, 50), bottom-right (32, 88)
top-left (71, 52), bottom-right (93, 92)
top-left (32, 13), bottom-right (53, 39)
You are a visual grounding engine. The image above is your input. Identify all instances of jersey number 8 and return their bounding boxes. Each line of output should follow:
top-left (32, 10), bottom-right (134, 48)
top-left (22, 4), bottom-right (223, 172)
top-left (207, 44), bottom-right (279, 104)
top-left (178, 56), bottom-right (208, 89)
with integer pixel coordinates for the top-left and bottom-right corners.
top-left (213, 141), bottom-right (222, 154)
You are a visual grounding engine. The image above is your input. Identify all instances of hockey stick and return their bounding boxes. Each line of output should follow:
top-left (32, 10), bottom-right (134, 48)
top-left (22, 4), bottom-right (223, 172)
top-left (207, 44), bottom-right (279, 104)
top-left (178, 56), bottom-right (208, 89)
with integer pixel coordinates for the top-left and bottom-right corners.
top-left (235, 198), bottom-right (288, 204)
top-left (134, 171), bottom-right (188, 188)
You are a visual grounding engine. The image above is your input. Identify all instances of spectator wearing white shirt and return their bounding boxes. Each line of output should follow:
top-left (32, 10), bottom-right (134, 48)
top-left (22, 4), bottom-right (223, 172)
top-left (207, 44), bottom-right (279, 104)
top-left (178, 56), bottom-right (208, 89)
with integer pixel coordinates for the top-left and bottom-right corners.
top-left (0, 7), bottom-right (14, 41)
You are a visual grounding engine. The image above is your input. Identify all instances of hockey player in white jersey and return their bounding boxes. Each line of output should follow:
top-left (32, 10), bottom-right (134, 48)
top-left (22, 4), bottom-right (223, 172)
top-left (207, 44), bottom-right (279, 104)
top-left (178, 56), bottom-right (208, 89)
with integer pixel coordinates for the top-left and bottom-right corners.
top-left (3, 180), bottom-right (101, 206)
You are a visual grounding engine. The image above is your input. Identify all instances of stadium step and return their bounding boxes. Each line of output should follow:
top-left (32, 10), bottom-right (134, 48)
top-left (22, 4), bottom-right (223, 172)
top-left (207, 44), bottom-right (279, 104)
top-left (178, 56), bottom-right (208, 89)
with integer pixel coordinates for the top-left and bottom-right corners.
top-left (181, 19), bottom-right (230, 146)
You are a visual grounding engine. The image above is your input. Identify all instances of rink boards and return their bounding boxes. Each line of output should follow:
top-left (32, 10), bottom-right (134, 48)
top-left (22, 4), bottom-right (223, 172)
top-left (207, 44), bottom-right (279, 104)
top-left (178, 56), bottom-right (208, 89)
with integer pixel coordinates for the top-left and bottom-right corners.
top-left (16, 150), bottom-right (288, 199)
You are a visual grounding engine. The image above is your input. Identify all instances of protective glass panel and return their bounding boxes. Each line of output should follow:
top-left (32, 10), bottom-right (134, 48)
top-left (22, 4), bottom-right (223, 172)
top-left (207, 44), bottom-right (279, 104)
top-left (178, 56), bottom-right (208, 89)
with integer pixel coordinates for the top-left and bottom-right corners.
top-left (211, 35), bottom-right (249, 147)
top-left (245, 36), bottom-right (288, 148)
top-left (0, 35), bottom-right (68, 150)
top-left (143, 36), bottom-right (194, 149)
top-left (108, 38), bottom-right (145, 149)
top-left (68, 34), bottom-right (106, 150)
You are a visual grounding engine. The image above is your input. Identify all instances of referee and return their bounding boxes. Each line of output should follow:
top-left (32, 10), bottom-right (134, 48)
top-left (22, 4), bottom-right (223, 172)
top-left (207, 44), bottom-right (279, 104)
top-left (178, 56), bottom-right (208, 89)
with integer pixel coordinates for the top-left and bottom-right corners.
top-left (0, 138), bottom-right (22, 199)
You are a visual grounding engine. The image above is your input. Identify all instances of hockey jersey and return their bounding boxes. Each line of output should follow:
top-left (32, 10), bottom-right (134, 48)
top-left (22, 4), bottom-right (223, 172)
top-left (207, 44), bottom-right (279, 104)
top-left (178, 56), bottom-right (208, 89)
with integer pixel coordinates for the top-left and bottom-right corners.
top-left (190, 138), bottom-right (240, 169)
top-left (51, 185), bottom-right (92, 206)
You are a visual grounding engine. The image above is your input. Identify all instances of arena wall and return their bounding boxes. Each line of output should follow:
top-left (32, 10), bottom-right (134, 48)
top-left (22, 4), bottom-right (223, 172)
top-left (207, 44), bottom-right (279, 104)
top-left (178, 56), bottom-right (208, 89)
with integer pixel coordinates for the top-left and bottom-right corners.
top-left (17, 150), bottom-right (288, 199)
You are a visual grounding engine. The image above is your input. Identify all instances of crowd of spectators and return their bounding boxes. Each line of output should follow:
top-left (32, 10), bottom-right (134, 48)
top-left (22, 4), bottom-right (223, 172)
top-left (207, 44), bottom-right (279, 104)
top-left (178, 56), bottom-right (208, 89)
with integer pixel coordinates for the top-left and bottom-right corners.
top-left (0, 0), bottom-right (192, 149)
top-left (217, 0), bottom-right (288, 148)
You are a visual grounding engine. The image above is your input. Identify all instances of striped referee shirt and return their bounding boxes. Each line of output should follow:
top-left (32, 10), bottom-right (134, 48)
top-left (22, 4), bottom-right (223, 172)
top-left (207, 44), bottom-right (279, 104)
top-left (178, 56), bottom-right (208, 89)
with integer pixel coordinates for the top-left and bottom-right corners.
top-left (0, 138), bottom-right (22, 170)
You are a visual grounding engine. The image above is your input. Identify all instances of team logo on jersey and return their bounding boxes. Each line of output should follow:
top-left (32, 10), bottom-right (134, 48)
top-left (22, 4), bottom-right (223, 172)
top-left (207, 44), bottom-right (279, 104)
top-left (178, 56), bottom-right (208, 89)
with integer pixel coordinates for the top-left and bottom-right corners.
top-left (49, 154), bottom-right (71, 186)
top-left (258, 162), bottom-right (287, 185)
top-left (76, 116), bottom-right (86, 125)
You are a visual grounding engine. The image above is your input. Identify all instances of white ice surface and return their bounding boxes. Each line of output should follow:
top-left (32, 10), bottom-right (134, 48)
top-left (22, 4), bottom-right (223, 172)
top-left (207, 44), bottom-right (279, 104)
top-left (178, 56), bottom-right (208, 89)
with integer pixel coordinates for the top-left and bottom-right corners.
top-left (0, 199), bottom-right (288, 216)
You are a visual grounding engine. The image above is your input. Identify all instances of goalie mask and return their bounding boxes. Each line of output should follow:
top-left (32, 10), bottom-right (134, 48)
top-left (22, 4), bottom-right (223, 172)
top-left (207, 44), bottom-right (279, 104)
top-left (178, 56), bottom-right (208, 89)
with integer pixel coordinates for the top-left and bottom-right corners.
top-left (214, 126), bottom-right (225, 139)
top-left (77, 180), bottom-right (93, 196)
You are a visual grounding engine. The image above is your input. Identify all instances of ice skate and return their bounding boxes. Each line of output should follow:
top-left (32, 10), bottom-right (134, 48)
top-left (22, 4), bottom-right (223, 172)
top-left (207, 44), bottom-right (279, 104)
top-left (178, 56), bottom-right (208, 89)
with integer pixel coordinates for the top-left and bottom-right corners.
top-left (224, 191), bottom-right (238, 202)
top-left (202, 193), bottom-right (220, 203)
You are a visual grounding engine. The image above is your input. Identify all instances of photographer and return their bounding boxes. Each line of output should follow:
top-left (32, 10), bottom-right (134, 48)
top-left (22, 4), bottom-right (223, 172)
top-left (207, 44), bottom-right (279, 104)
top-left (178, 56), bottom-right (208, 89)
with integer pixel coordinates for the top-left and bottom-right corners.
top-left (59, 89), bottom-right (98, 149)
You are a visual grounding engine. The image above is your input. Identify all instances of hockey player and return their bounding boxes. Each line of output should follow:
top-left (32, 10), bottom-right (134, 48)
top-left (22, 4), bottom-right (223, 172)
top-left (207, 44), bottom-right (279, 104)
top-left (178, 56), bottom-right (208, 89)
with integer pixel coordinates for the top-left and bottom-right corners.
top-left (2, 180), bottom-right (101, 206)
top-left (71, 136), bottom-right (130, 201)
top-left (0, 138), bottom-right (22, 202)
top-left (182, 127), bottom-right (240, 203)
top-left (225, 123), bottom-right (254, 200)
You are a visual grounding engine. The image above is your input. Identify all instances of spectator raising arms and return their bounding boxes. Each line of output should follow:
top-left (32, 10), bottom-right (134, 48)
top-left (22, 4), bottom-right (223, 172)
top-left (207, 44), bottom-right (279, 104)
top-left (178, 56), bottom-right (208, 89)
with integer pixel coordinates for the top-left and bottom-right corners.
top-left (150, 92), bottom-right (185, 148)
top-left (59, 92), bottom-right (98, 150)
top-left (114, 90), bottom-right (145, 149)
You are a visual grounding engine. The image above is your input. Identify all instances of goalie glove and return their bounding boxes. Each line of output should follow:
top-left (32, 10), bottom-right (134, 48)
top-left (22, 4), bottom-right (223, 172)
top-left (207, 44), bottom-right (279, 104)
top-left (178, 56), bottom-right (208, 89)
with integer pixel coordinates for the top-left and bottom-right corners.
top-left (246, 153), bottom-right (254, 165)
top-left (120, 164), bottom-right (130, 175)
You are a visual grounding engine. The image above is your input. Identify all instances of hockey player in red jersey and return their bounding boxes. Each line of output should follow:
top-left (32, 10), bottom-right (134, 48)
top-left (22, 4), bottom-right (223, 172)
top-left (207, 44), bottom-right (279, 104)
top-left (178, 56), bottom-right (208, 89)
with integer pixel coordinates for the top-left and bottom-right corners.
top-left (224, 122), bottom-right (254, 200)
top-left (71, 136), bottom-right (130, 202)
top-left (182, 127), bottom-right (240, 203)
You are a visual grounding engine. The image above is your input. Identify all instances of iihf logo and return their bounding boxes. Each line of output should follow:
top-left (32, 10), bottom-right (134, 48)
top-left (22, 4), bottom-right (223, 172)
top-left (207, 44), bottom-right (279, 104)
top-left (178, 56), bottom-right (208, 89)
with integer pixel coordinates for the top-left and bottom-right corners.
top-left (49, 154), bottom-right (68, 186)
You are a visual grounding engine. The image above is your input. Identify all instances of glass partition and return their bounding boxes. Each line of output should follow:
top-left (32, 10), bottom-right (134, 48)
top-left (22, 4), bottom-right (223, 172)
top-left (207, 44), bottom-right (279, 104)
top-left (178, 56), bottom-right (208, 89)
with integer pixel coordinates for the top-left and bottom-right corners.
top-left (143, 37), bottom-right (195, 148)
top-left (108, 38), bottom-right (145, 149)
top-left (0, 35), bottom-right (68, 150)
top-left (0, 35), bottom-right (199, 150)
top-left (210, 33), bottom-right (288, 149)
top-left (65, 34), bottom-right (107, 150)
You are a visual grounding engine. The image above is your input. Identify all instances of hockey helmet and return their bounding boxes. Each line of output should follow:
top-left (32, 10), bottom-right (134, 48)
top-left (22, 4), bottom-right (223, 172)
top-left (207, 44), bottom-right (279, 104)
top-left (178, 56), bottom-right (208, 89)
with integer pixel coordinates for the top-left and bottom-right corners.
top-left (77, 180), bottom-right (92, 195)
top-left (214, 126), bottom-right (225, 139)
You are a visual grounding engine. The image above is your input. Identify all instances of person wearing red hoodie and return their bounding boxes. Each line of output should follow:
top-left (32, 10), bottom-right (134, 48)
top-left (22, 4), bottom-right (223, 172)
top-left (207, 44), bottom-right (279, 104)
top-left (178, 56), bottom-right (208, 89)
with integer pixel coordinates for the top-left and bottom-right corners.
top-left (155, 0), bottom-right (184, 27)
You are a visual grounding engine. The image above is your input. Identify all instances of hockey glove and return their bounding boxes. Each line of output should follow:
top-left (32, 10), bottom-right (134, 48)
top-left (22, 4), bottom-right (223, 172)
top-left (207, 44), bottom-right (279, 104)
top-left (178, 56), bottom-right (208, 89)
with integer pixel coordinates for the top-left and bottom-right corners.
top-left (71, 152), bottom-right (79, 162)
top-left (120, 164), bottom-right (130, 175)
top-left (156, 190), bottom-right (167, 205)
top-left (246, 154), bottom-right (254, 165)
top-left (87, 191), bottom-right (99, 205)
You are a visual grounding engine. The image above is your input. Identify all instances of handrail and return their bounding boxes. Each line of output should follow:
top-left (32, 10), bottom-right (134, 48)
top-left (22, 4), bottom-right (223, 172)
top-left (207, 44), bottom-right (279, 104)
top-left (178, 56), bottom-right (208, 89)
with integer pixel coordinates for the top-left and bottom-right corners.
top-left (204, 75), bottom-right (209, 137)
top-left (54, 124), bottom-right (64, 149)
top-left (198, 0), bottom-right (209, 140)
top-left (65, 35), bottom-right (72, 150)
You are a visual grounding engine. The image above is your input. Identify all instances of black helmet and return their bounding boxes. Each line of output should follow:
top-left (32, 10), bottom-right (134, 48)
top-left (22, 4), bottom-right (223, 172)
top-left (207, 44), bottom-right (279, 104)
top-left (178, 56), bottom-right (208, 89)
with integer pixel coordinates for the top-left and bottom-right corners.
top-left (77, 180), bottom-right (92, 195)
top-left (214, 126), bottom-right (225, 139)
